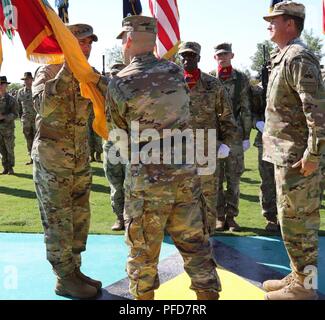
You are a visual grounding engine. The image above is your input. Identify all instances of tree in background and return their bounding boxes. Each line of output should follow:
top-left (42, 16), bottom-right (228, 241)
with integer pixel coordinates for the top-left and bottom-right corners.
top-left (8, 83), bottom-right (23, 96)
top-left (105, 45), bottom-right (123, 70)
top-left (243, 68), bottom-right (252, 81)
top-left (250, 40), bottom-right (275, 74)
top-left (302, 29), bottom-right (324, 61)
top-left (251, 30), bottom-right (324, 73)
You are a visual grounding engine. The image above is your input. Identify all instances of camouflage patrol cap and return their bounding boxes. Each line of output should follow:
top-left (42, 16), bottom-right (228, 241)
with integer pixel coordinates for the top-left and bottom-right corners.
top-left (116, 15), bottom-right (157, 39)
top-left (214, 43), bottom-right (232, 55)
top-left (178, 42), bottom-right (201, 56)
top-left (68, 24), bottom-right (98, 42)
top-left (263, 1), bottom-right (305, 21)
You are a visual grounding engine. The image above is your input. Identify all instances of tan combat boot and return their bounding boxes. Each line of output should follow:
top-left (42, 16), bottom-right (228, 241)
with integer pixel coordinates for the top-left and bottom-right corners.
top-left (75, 268), bottom-right (102, 291)
top-left (111, 217), bottom-right (125, 231)
top-left (215, 217), bottom-right (226, 231)
top-left (226, 216), bottom-right (241, 232)
top-left (196, 291), bottom-right (220, 300)
top-left (265, 279), bottom-right (318, 300)
top-left (55, 272), bottom-right (98, 299)
top-left (263, 273), bottom-right (295, 292)
top-left (135, 291), bottom-right (155, 300)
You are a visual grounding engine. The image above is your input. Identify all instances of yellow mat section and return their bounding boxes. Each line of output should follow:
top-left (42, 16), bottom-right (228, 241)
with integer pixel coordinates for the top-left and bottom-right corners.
top-left (156, 267), bottom-right (265, 300)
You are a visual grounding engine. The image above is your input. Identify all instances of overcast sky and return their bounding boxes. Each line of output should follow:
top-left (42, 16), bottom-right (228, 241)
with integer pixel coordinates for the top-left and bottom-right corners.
top-left (1, 0), bottom-right (324, 83)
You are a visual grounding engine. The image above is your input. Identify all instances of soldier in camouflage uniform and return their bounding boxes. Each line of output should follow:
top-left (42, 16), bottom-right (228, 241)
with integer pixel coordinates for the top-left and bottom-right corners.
top-left (106, 16), bottom-right (221, 300)
top-left (87, 107), bottom-right (103, 162)
top-left (211, 43), bottom-right (253, 232)
top-left (103, 62), bottom-right (127, 232)
top-left (262, 2), bottom-right (325, 300)
top-left (178, 41), bottom-right (238, 234)
top-left (0, 76), bottom-right (18, 175)
top-left (16, 72), bottom-right (36, 165)
top-left (250, 84), bottom-right (279, 232)
top-left (32, 24), bottom-right (107, 299)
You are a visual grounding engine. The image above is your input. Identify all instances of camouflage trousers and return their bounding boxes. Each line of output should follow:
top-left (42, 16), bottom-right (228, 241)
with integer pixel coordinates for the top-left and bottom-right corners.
top-left (274, 165), bottom-right (321, 282)
top-left (0, 128), bottom-right (15, 169)
top-left (33, 160), bottom-right (92, 278)
top-left (88, 125), bottom-right (103, 155)
top-left (258, 146), bottom-right (277, 221)
top-left (200, 165), bottom-right (220, 232)
top-left (217, 149), bottom-right (245, 218)
top-left (103, 141), bottom-right (125, 219)
top-left (125, 164), bottom-right (221, 299)
top-left (22, 119), bottom-right (36, 156)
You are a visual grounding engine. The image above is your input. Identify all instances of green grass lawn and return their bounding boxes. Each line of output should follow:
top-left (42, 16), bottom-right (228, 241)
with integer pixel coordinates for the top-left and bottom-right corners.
top-left (0, 121), bottom-right (324, 236)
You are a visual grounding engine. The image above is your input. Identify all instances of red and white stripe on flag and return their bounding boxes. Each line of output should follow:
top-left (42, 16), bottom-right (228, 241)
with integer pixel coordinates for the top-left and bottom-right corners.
top-left (149, 0), bottom-right (180, 59)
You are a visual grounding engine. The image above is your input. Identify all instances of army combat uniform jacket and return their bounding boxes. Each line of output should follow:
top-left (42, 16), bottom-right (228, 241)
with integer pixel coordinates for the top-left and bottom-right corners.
top-left (263, 38), bottom-right (325, 166)
top-left (16, 87), bottom-right (36, 124)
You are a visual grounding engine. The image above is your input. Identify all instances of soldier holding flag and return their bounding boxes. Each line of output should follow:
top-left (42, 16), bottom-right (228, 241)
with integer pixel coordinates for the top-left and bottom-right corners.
top-left (32, 23), bottom-right (107, 299)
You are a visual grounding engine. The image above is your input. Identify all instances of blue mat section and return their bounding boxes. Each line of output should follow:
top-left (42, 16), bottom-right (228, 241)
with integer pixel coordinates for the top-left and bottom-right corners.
top-left (217, 236), bottom-right (325, 294)
top-left (0, 233), bottom-right (177, 300)
top-left (1, 233), bottom-right (324, 299)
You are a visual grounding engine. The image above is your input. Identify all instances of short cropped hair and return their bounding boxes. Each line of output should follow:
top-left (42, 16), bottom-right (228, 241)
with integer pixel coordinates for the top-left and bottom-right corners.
top-left (282, 14), bottom-right (304, 36)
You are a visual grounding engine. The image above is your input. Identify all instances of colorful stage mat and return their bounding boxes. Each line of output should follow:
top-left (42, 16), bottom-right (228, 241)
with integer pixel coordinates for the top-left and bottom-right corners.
top-left (0, 233), bottom-right (324, 300)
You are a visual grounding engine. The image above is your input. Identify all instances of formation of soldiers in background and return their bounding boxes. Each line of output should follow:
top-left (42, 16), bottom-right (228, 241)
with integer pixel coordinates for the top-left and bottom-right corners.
top-left (0, 1), bottom-right (325, 301)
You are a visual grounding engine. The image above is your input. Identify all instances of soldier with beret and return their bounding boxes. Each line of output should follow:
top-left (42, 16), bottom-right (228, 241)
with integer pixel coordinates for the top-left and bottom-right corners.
top-left (178, 41), bottom-right (238, 234)
top-left (262, 1), bottom-right (325, 300)
top-left (211, 43), bottom-right (253, 232)
top-left (0, 76), bottom-right (18, 175)
top-left (16, 72), bottom-right (36, 165)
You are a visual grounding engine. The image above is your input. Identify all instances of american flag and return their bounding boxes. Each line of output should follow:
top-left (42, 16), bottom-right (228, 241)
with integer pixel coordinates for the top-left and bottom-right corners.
top-left (149, 0), bottom-right (180, 59)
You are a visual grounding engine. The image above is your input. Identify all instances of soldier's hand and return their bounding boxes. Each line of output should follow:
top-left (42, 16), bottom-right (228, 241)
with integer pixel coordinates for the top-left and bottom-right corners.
top-left (243, 140), bottom-right (251, 152)
top-left (218, 144), bottom-right (230, 159)
top-left (0, 114), bottom-right (5, 120)
top-left (256, 121), bottom-right (265, 133)
top-left (292, 159), bottom-right (319, 177)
